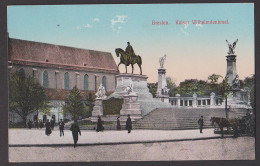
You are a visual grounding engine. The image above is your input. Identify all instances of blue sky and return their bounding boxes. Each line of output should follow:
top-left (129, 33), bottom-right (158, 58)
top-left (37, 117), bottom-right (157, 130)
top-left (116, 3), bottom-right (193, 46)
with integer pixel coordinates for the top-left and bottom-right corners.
top-left (7, 4), bottom-right (254, 84)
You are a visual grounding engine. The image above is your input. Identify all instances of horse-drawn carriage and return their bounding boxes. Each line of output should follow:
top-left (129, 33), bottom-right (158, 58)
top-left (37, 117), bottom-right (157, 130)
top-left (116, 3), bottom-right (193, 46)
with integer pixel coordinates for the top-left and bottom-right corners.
top-left (210, 114), bottom-right (255, 138)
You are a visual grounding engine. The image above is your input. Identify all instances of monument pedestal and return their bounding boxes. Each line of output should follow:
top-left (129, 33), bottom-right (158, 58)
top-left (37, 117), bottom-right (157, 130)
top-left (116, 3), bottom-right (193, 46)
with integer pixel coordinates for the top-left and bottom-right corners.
top-left (157, 95), bottom-right (170, 103)
top-left (90, 98), bottom-right (103, 122)
top-left (120, 93), bottom-right (142, 122)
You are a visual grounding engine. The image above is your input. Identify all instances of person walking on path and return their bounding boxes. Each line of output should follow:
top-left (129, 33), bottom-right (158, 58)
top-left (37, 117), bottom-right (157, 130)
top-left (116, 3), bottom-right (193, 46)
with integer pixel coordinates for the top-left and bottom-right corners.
top-left (70, 120), bottom-right (81, 148)
top-left (126, 114), bottom-right (132, 133)
top-left (198, 116), bottom-right (204, 133)
top-left (59, 119), bottom-right (65, 137)
top-left (39, 119), bottom-right (44, 129)
top-left (45, 119), bottom-right (52, 136)
top-left (27, 120), bottom-right (33, 129)
top-left (117, 116), bottom-right (121, 130)
top-left (96, 115), bottom-right (104, 132)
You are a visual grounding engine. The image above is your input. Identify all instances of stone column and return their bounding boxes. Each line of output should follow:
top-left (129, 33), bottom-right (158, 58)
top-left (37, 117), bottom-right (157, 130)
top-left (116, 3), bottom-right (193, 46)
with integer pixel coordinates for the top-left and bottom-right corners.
top-left (226, 54), bottom-right (237, 84)
top-left (192, 93), bottom-right (197, 108)
top-left (210, 92), bottom-right (215, 107)
top-left (157, 68), bottom-right (167, 96)
top-left (92, 98), bottom-right (103, 119)
top-left (176, 94), bottom-right (181, 107)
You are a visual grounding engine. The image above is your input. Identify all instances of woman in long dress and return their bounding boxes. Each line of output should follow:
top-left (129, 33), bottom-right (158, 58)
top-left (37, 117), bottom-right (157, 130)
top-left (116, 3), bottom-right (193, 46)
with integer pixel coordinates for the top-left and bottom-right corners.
top-left (45, 119), bottom-right (52, 136)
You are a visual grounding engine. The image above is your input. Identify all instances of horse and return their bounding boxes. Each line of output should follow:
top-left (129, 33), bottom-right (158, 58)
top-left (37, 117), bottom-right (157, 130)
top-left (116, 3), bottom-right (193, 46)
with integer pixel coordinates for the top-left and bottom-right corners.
top-left (115, 48), bottom-right (142, 75)
top-left (210, 117), bottom-right (239, 138)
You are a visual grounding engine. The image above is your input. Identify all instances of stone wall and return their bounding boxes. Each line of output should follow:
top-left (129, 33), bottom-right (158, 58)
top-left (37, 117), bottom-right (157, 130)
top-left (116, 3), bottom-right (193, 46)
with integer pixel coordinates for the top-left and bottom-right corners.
top-left (10, 65), bottom-right (116, 92)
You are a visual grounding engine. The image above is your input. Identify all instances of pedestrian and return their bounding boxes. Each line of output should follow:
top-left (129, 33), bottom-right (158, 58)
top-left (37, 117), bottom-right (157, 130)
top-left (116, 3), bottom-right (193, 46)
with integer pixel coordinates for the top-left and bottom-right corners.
top-left (198, 116), bottom-right (204, 133)
top-left (34, 119), bottom-right (39, 129)
top-left (96, 115), bottom-right (104, 132)
top-left (50, 117), bottom-right (55, 130)
top-left (59, 119), bottom-right (65, 137)
top-left (39, 119), bottom-right (44, 129)
top-left (126, 114), bottom-right (132, 133)
top-left (45, 119), bottom-right (52, 136)
top-left (27, 119), bottom-right (33, 129)
top-left (117, 116), bottom-right (121, 130)
top-left (70, 120), bottom-right (81, 148)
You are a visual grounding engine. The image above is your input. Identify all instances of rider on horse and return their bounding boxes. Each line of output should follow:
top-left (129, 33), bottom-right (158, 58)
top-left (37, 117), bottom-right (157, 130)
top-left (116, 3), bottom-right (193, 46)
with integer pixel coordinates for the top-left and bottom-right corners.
top-left (125, 42), bottom-right (135, 60)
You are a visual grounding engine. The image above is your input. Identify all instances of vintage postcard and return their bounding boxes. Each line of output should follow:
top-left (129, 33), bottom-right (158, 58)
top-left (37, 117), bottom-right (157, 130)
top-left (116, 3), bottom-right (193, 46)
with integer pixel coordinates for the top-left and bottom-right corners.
top-left (7, 3), bottom-right (255, 162)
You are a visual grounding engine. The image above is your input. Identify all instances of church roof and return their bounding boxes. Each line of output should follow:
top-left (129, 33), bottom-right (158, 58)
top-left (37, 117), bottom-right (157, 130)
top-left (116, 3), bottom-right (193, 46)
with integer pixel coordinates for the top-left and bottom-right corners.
top-left (8, 38), bottom-right (118, 74)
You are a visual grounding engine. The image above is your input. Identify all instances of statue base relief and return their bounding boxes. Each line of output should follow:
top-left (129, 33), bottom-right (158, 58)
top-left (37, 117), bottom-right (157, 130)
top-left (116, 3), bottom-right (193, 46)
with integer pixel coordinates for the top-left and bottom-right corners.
top-left (108, 73), bottom-right (172, 116)
top-left (120, 93), bottom-right (142, 122)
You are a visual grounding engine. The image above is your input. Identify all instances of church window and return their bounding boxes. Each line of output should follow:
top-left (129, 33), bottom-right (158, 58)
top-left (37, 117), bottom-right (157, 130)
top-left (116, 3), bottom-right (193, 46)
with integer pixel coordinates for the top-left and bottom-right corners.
top-left (84, 74), bottom-right (89, 90)
top-left (64, 72), bottom-right (69, 90)
top-left (102, 76), bottom-right (106, 90)
top-left (43, 71), bottom-right (48, 88)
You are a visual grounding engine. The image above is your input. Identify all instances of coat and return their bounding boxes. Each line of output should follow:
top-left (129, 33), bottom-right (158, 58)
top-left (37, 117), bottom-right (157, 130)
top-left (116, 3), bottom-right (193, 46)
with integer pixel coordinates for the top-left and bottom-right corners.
top-left (126, 117), bottom-right (132, 130)
top-left (70, 123), bottom-right (81, 141)
top-left (45, 122), bottom-right (52, 135)
top-left (96, 118), bottom-right (104, 132)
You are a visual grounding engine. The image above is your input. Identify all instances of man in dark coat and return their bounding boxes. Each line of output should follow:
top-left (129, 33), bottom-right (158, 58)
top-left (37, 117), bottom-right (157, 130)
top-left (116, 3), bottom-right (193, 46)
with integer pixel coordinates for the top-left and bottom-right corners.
top-left (39, 119), bottom-right (44, 129)
top-left (45, 119), bottom-right (52, 136)
top-left (125, 42), bottom-right (135, 58)
top-left (70, 120), bottom-right (81, 148)
top-left (198, 116), bottom-right (204, 133)
top-left (59, 119), bottom-right (65, 137)
top-left (96, 115), bottom-right (104, 132)
top-left (126, 114), bottom-right (132, 133)
top-left (27, 120), bottom-right (33, 129)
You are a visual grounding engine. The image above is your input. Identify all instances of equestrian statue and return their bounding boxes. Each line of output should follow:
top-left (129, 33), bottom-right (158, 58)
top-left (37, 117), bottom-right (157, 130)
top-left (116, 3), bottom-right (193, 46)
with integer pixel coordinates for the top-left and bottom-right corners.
top-left (115, 42), bottom-right (142, 75)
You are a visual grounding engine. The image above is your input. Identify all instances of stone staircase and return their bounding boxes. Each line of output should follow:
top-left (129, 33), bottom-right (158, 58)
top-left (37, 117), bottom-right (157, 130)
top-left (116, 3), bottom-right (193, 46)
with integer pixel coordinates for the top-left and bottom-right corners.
top-left (133, 107), bottom-right (248, 130)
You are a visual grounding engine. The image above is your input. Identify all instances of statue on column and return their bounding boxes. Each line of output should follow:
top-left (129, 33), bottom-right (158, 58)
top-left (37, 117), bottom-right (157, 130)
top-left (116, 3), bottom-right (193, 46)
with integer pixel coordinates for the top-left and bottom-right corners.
top-left (125, 80), bottom-right (133, 95)
top-left (226, 39), bottom-right (238, 55)
top-left (115, 42), bottom-right (143, 75)
top-left (159, 54), bottom-right (167, 68)
top-left (96, 84), bottom-right (107, 99)
top-left (232, 74), bottom-right (240, 89)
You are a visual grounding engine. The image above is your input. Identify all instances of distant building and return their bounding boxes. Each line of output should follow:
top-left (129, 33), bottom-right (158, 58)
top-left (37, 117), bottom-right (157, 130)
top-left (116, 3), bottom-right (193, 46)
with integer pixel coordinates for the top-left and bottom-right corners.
top-left (8, 38), bottom-right (119, 123)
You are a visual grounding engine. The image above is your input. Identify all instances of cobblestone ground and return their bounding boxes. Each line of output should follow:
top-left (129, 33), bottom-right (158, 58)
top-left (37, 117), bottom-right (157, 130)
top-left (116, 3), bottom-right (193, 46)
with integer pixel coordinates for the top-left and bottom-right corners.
top-left (9, 137), bottom-right (255, 162)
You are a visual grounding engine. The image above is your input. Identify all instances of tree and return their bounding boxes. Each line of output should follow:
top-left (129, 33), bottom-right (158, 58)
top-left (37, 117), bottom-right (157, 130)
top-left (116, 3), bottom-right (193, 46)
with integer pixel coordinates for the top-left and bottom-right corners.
top-left (219, 76), bottom-right (233, 119)
top-left (148, 82), bottom-right (158, 98)
top-left (166, 77), bottom-right (176, 97)
top-left (84, 93), bottom-right (95, 118)
top-left (9, 71), bottom-right (50, 127)
top-left (176, 79), bottom-right (211, 96)
top-left (63, 87), bottom-right (86, 120)
top-left (241, 75), bottom-right (255, 112)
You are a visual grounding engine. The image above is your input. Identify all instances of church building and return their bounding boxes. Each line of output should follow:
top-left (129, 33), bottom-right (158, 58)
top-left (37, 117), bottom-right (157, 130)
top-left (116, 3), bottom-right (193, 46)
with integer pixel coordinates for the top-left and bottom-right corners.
top-left (8, 38), bottom-right (119, 123)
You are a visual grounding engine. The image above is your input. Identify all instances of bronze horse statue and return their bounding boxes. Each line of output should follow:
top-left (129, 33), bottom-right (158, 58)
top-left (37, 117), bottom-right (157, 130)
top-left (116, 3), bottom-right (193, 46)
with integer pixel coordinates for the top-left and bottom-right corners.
top-left (115, 48), bottom-right (142, 75)
top-left (210, 117), bottom-right (239, 138)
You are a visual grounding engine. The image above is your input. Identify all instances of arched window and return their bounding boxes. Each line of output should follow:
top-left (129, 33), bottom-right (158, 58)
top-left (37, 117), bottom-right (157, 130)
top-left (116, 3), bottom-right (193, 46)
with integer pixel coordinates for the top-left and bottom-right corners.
top-left (94, 75), bottom-right (97, 91)
top-left (42, 71), bottom-right (48, 88)
top-left (102, 76), bottom-right (106, 90)
top-left (18, 68), bottom-right (25, 77)
top-left (64, 72), bottom-right (69, 90)
top-left (84, 74), bottom-right (89, 90)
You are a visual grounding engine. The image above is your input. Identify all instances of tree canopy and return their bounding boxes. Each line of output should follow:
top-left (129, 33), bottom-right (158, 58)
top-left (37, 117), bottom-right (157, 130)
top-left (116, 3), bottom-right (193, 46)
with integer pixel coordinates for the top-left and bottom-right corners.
top-left (9, 71), bottom-right (50, 127)
top-left (63, 87), bottom-right (86, 120)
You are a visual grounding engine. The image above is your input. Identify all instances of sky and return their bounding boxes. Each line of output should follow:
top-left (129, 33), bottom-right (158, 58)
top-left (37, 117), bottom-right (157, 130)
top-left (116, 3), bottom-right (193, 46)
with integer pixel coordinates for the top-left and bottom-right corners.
top-left (7, 4), bottom-right (254, 84)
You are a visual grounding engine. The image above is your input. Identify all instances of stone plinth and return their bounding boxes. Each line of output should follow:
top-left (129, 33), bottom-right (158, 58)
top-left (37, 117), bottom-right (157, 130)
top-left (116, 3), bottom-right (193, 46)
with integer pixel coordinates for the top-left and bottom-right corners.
top-left (108, 74), bottom-right (153, 100)
top-left (90, 98), bottom-right (103, 121)
top-left (157, 95), bottom-right (170, 103)
top-left (226, 54), bottom-right (237, 84)
top-left (157, 68), bottom-right (167, 96)
top-left (120, 93), bottom-right (142, 121)
top-left (108, 74), bottom-right (172, 116)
